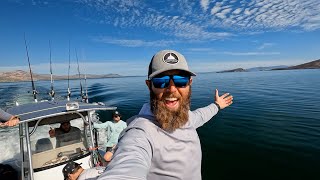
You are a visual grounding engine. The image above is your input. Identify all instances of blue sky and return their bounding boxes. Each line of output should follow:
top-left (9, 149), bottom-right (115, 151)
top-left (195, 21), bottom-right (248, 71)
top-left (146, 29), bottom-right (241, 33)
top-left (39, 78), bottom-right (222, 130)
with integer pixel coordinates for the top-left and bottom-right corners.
top-left (0, 0), bottom-right (319, 76)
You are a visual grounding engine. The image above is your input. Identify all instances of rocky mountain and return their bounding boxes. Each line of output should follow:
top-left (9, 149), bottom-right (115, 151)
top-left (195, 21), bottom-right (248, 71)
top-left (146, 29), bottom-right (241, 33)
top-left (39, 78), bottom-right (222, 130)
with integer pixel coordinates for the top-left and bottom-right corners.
top-left (217, 59), bottom-right (319, 73)
top-left (0, 70), bottom-right (121, 82)
top-left (247, 65), bottom-right (288, 71)
top-left (216, 68), bottom-right (246, 73)
top-left (272, 59), bottom-right (320, 70)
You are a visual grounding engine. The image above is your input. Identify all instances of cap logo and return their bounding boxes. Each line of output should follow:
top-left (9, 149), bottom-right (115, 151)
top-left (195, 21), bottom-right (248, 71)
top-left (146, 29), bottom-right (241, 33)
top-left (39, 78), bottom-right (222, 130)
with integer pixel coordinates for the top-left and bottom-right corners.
top-left (163, 53), bottom-right (179, 64)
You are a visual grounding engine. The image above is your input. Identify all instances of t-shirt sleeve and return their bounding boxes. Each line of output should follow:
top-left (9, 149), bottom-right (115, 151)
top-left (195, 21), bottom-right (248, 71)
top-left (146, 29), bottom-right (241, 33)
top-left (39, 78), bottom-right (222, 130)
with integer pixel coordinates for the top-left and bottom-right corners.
top-left (94, 121), bottom-right (110, 129)
top-left (0, 108), bottom-right (13, 122)
top-left (189, 103), bottom-right (219, 129)
top-left (78, 167), bottom-right (105, 180)
top-left (122, 121), bottom-right (127, 129)
top-left (98, 128), bottom-right (152, 180)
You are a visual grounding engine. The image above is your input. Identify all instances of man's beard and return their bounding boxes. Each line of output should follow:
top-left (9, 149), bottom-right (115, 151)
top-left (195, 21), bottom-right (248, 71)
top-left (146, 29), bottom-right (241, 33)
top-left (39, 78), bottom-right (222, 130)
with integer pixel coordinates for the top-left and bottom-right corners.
top-left (150, 88), bottom-right (191, 132)
top-left (62, 128), bottom-right (70, 133)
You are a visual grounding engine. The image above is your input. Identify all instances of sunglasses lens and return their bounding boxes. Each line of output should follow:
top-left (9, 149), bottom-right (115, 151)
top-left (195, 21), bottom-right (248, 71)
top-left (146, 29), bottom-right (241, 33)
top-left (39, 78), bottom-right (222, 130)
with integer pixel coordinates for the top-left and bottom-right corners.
top-left (151, 76), bottom-right (170, 88)
top-left (151, 75), bottom-right (189, 88)
top-left (172, 75), bottom-right (189, 87)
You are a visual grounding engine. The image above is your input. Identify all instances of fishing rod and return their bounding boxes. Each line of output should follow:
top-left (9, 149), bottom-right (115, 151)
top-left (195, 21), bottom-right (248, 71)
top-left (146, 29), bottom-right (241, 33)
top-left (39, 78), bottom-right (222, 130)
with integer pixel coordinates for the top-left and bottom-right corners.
top-left (75, 49), bottom-right (84, 101)
top-left (67, 41), bottom-right (71, 101)
top-left (81, 50), bottom-right (89, 103)
top-left (49, 40), bottom-right (55, 100)
top-left (24, 34), bottom-right (38, 102)
top-left (83, 73), bottom-right (89, 103)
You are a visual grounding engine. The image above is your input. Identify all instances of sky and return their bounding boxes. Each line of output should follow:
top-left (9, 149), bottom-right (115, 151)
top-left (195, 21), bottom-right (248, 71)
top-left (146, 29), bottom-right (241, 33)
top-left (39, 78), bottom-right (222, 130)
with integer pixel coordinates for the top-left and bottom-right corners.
top-left (0, 0), bottom-right (319, 76)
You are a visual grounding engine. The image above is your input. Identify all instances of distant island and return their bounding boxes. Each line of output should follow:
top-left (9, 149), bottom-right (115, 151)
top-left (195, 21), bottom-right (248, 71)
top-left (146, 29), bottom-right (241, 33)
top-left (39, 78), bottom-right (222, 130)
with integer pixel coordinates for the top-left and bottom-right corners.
top-left (217, 59), bottom-right (320, 73)
top-left (0, 70), bottom-right (121, 82)
top-left (272, 59), bottom-right (320, 70)
top-left (217, 68), bottom-right (247, 73)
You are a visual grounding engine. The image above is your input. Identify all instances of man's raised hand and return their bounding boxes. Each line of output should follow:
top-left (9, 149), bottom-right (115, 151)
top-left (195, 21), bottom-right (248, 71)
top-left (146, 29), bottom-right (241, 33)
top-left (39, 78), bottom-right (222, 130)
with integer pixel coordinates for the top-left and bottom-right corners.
top-left (214, 89), bottom-right (233, 109)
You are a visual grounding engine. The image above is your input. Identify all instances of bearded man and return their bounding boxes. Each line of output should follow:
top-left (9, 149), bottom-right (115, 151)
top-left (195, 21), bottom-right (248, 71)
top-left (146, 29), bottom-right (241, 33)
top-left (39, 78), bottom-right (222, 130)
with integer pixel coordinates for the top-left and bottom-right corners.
top-left (49, 121), bottom-right (81, 147)
top-left (98, 50), bottom-right (233, 180)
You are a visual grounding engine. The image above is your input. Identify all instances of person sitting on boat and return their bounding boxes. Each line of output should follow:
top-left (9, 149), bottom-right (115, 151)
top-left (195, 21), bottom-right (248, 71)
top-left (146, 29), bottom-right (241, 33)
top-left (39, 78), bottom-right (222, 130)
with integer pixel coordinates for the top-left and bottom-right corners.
top-left (93, 111), bottom-right (127, 162)
top-left (0, 163), bottom-right (19, 180)
top-left (0, 108), bottom-right (19, 127)
top-left (62, 161), bottom-right (104, 180)
top-left (49, 121), bottom-right (82, 148)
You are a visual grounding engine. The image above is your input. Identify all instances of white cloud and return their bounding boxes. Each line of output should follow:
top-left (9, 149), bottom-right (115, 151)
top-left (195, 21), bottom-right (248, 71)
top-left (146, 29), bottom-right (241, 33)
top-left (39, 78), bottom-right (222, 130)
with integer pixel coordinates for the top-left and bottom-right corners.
top-left (257, 43), bottom-right (275, 50)
top-left (213, 51), bottom-right (280, 56)
top-left (0, 62), bottom-right (147, 76)
top-left (200, 0), bottom-right (210, 11)
top-left (75, 0), bottom-right (320, 41)
top-left (210, 5), bottom-right (222, 15)
top-left (92, 36), bottom-right (177, 47)
top-left (233, 8), bottom-right (242, 14)
top-left (220, 8), bottom-right (232, 16)
top-left (186, 48), bottom-right (281, 56)
top-left (188, 48), bottom-right (215, 52)
top-left (216, 12), bottom-right (226, 19)
top-left (244, 8), bottom-right (251, 16)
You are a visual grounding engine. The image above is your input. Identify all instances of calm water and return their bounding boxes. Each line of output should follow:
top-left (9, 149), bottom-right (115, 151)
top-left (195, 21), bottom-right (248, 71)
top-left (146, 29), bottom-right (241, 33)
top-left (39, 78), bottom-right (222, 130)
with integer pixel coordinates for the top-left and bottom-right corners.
top-left (1, 69), bottom-right (320, 179)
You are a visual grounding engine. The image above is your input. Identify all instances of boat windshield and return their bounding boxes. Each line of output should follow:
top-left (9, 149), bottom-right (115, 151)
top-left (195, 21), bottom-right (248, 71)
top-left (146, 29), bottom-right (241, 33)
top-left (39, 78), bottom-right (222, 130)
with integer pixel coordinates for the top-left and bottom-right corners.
top-left (30, 119), bottom-right (91, 169)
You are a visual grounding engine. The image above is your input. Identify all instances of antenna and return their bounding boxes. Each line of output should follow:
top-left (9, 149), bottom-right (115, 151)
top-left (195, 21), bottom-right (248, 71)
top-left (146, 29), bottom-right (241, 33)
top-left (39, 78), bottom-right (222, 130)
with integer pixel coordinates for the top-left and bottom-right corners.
top-left (49, 40), bottom-right (55, 100)
top-left (75, 49), bottom-right (84, 101)
top-left (24, 34), bottom-right (38, 102)
top-left (67, 40), bottom-right (71, 101)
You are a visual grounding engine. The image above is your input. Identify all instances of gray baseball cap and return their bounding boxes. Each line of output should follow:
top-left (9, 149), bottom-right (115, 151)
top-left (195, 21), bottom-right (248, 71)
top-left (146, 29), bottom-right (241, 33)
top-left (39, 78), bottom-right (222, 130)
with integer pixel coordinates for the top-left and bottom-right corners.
top-left (148, 50), bottom-right (196, 79)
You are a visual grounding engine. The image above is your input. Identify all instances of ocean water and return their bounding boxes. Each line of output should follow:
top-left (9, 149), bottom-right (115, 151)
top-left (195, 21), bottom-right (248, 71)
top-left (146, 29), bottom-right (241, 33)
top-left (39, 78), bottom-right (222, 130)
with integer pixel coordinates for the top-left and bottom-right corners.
top-left (1, 69), bottom-right (320, 179)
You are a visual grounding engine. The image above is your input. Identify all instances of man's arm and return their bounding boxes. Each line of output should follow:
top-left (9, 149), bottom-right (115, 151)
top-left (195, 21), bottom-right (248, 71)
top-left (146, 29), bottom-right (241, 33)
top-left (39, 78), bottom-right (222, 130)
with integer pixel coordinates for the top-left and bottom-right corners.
top-left (49, 127), bottom-right (56, 138)
top-left (190, 89), bottom-right (233, 128)
top-left (3, 116), bottom-right (20, 127)
top-left (189, 103), bottom-right (219, 128)
top-left (0, 109), bottom-right (20, 127)
top-left (0, 108), bottom-right (13, 121)
top-left (98, 128), bottom-right (152, 180)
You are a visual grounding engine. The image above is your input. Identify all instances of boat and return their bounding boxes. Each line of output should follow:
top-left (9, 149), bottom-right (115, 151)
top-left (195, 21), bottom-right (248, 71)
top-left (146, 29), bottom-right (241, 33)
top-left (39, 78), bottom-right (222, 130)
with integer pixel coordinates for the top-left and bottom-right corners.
top-left (6, 100), bottom-right (116, 180)
top-left (3, 38), bottom-right (113, 180)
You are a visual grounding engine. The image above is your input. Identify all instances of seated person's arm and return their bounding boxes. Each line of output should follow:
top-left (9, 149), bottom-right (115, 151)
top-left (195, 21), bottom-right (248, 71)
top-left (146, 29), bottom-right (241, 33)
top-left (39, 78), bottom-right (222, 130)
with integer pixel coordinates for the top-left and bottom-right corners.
top-left (49, 127), bottom-right (56, 138)
top-left (93, 121), bottom-right (110, 129)
top-left (3, 116), bottom-right (20, 127)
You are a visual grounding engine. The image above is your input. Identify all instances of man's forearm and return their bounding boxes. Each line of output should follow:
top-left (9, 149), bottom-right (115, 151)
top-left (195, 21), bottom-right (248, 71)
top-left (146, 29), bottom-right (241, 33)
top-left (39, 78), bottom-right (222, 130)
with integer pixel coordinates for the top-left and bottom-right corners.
top-left (0, 108), bottom-right (13, 121)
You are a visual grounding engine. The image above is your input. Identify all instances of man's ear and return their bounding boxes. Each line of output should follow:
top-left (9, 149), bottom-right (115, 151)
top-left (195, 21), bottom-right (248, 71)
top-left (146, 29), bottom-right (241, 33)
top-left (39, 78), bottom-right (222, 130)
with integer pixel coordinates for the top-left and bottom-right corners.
top-left (145, 80), bottom-right (152, 90)
top-left (68, 174), bottom-right (72, 180)
top-left (189, 77), bottom-right (193, 85)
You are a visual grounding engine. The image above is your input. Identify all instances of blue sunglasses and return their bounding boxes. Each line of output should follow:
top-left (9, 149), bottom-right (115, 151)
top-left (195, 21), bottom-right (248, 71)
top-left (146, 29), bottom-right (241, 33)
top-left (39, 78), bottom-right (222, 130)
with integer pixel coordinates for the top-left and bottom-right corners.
top-left (151, 75), bottom-right (190, 88)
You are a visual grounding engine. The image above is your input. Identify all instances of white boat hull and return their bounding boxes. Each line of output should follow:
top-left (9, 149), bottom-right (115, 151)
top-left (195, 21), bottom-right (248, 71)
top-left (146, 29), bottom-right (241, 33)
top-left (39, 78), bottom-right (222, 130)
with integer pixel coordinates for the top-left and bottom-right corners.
top-left (33, 155), bottom-right (91, 180)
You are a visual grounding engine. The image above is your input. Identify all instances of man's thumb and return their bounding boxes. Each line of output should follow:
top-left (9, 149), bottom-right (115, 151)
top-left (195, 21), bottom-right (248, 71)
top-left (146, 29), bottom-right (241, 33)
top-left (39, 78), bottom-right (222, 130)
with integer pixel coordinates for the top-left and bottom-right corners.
top-left (215, 89), bottom-right (219, 98)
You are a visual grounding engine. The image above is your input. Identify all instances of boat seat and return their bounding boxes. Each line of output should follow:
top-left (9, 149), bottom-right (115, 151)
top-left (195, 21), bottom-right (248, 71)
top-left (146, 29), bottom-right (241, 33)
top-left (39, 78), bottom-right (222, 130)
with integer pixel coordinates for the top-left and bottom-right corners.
top-left (35, 138), bottom-right (53, 153)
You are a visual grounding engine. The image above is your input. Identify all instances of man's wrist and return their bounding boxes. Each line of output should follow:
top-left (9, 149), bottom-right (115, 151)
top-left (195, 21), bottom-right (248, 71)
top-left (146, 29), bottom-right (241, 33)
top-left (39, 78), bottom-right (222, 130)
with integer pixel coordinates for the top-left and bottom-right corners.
top-left (214, 102), bottom-right (221, 110)
top-left (9, 116), bottom-right (19, 121)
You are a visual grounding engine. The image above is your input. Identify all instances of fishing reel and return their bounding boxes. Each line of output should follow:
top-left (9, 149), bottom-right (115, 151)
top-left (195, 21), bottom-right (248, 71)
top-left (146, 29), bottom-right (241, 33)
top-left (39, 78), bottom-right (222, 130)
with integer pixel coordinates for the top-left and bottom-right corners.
top-left (49, 89), bottom-right (55, 98)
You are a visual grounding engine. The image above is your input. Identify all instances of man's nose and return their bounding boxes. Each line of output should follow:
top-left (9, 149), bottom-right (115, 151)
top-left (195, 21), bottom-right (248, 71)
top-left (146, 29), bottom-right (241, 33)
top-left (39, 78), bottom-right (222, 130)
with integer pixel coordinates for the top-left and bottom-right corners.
top-left (166, 79), bottom-right (177, 92)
